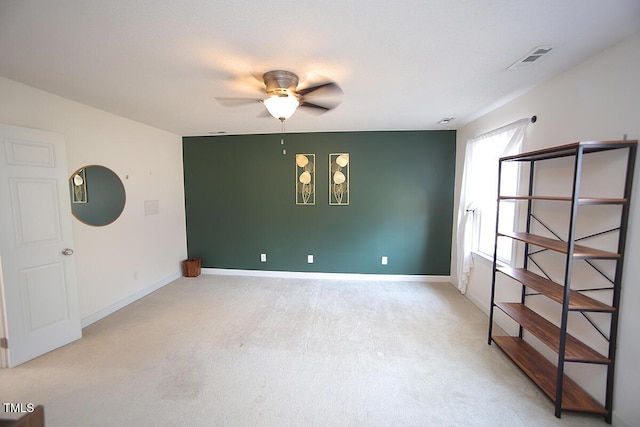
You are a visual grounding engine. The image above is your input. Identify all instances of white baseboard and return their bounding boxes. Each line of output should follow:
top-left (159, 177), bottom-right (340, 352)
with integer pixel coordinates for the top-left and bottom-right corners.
top-left (202, 267), bottom-right (451, 283)
top-left (464, 288), bottom-right (518, 336)
top-left (465, 291), bottom-right (490, 317)
top-left (81, 271), bottom-right (182, 328)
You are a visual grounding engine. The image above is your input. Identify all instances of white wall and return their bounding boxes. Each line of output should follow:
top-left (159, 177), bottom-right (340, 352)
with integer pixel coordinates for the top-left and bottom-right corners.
top-left (0, 76), bottom-right (187, 325)
top-left (451, 31), bottom-right (640, 426)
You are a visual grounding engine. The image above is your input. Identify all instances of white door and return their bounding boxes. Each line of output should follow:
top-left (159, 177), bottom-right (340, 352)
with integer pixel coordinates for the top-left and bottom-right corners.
top-left (0, 123), bottom-right (81, 367)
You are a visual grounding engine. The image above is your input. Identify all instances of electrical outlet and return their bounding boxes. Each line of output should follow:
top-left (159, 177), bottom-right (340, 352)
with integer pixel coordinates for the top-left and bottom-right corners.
top-left (260, 253), bottom-right (267, 262)
top-left (307, 254), bottom-right (314, 263)
top-left (381, 256), bottom-right (388, 265)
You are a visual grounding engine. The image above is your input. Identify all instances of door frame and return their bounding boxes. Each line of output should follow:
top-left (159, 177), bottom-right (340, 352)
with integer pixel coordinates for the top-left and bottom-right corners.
top-left (0, 258), bottom-right (7, 368)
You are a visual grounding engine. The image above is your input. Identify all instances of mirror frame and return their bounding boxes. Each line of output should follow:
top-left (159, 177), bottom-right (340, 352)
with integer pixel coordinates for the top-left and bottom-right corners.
top-left (69, 165), bottom-right (126, 226)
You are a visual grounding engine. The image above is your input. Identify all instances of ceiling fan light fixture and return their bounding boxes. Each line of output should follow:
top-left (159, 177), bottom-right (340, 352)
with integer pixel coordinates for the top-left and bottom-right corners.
top-left (263, 94), bottom-right (300, 121)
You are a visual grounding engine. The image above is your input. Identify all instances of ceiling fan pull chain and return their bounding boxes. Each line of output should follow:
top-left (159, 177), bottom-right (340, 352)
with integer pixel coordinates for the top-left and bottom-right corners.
top-left (281, 118), bottom-right (286, 155)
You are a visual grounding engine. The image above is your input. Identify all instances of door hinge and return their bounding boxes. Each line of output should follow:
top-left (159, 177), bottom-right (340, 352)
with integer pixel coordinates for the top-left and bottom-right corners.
top-left (0, 337), bottom-right (7, 349)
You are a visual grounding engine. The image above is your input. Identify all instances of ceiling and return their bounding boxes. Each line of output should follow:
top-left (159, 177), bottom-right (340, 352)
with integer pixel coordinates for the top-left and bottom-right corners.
top-left (1, 1), bottom-right (639, 137)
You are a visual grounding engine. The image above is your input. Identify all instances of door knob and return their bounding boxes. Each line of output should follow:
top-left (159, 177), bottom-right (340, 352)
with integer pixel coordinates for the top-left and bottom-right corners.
top-left (62, 248), bottom-right (74, 256)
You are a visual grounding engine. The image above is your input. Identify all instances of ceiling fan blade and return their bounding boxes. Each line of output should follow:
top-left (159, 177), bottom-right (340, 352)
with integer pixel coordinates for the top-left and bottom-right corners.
top-left (256, 108), bottom-right (273, 118)
top-left (215, 97), bottom-right (262, 107)
top-left (297, 82), bottom-right (342, 97)
top-left (299, 101), bottom-right (334, 114)
top-left (250, 71), bottom-right (266, 84)
top-left (227, 73), bottom-right (266, 93)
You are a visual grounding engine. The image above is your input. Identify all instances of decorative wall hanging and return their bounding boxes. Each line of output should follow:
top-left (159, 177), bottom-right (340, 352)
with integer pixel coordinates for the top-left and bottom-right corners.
top-left (296, 154), bottom-right (315, 205)
top-left (329, 153), bottom-right (349, 205)
top-left (71, 168), bottom-right (87, 203)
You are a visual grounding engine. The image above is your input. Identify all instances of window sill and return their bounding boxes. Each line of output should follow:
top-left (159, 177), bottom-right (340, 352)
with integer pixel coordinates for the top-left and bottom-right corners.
top-left (472, 250), bottom-right (510, 269)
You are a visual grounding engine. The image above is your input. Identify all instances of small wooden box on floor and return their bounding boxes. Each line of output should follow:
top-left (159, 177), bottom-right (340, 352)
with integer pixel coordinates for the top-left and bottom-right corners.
top-left (182, 258), bottom-right (201, 277)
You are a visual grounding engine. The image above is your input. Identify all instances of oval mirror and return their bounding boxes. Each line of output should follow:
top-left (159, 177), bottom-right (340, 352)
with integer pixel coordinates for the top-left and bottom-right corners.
top-left (69, 165), bottom-right (126, 226)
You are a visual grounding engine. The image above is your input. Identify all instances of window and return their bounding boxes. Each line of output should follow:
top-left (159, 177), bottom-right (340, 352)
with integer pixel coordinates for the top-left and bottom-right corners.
top-left (471, 137), bottom-right (519, 262)
top-left (456, 118), bottom-right (529, 293)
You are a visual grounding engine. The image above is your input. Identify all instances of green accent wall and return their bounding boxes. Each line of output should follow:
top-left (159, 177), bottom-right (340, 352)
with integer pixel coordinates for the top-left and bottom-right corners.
top-left (183, 130), bottom-right (455, 275)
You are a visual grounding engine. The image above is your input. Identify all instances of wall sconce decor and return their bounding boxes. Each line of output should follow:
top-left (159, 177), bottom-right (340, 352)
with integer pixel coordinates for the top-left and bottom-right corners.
top-left (71, 168), bottom-right (87, 203)
top-left (329, 153), bottom-right (349, 205)
top-left (296, 154), bottom-right (315, 205)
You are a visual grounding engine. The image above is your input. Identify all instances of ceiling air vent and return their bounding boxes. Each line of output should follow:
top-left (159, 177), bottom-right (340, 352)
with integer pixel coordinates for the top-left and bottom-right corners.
top-left (507, 46), bottom-right (553, 70)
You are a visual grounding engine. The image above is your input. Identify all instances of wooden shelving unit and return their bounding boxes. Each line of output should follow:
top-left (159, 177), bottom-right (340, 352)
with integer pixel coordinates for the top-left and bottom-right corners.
top-left (487, 140), bottom-right (637, 422)
top-left (492, 336), bottom-right (608, 415)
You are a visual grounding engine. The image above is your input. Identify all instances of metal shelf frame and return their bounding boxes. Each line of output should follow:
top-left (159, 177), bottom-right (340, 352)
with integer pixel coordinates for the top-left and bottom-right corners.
top-left (487, 140), bottom-right (637, 422)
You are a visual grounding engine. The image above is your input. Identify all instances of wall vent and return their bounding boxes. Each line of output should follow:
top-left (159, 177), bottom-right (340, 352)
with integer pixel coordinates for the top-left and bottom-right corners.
top-left (508, 46), bottom-right (553, 70)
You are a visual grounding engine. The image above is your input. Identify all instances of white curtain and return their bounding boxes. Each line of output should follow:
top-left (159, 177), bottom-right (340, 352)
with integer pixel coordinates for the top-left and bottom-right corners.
top-left (455, 118), bottom-right (529, 294)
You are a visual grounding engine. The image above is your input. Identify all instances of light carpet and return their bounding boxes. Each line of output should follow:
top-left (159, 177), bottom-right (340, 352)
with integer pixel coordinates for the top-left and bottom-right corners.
top-left (0, 275), bottom-right (611, 426)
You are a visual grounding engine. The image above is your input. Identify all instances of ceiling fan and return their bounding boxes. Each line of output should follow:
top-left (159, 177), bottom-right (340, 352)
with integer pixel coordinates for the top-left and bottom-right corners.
top-left (216, 70), bottom-right (342, 122)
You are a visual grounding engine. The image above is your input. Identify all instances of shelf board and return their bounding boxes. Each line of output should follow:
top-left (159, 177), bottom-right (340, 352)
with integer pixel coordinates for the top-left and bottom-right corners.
top-left (498, 195), bottom-right (627, 205)
top-left (498, 231), bottom-right (620, 259)
top-left (500, 140), bottom-right (637, 162)
top-left (497, 267), bottom-right (615, 312)
top-left (495, 302), bottom-right (610, 363)
top-left (492, 336), bottom-right (608, 415)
